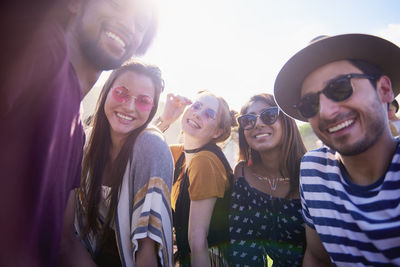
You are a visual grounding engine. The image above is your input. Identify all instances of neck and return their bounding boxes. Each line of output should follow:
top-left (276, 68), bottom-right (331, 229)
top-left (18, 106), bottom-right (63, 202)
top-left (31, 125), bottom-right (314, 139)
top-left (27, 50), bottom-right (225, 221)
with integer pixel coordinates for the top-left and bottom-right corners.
top-left (340, 130), bottom-right (397, 186)
top-left (183, 134), bottom-right (211, 152)
top-left (255, 147), bottom-right (282, 176)
top-left (184, 147), bottom-right (204, 153)
top-left (183, 134), bottom-right (212, 167)
top-left (67, 29), bottom-right (102, 97)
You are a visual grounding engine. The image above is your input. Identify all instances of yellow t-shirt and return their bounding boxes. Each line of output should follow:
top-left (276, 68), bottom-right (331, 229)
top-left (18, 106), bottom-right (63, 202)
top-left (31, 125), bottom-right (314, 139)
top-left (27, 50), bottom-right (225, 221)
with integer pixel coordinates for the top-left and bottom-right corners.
top-left (170, 144), bottom-right (229, 211)
top-left (390, 121), bottom-right (399, 137)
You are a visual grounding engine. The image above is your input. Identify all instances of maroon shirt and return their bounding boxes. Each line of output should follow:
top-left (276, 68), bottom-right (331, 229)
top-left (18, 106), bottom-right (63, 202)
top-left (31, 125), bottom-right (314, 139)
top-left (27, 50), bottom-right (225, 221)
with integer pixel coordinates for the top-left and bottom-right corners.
top-left (0, 21), bottom-right (84, 266)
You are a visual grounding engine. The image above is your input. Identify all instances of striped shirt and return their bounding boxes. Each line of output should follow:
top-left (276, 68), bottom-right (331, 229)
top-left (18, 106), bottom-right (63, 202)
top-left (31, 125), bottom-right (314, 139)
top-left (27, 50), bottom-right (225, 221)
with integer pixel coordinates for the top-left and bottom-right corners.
top-left (300, 144), bottom-right (400, 266)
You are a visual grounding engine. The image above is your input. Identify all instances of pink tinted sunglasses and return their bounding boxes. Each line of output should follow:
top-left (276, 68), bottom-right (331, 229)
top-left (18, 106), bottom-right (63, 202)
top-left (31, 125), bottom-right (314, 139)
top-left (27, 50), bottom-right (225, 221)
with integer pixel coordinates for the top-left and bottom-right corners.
top-left (191, 101), bottom-right (217, 120)
top-left (112, 87), bottom-right (154, 111)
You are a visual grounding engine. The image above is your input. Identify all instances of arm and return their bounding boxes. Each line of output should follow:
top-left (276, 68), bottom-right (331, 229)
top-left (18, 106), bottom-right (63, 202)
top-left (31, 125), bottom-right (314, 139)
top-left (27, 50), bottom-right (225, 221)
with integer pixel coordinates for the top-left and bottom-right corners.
top-left (57, 191), bottom-right (96, 267)
top-left (129, 130), bottom-right (174, 266)
top-left (135, 237), bottom-right (158, 267)
top-left (155, 93), bottom-right (192, 132)
top-left (188, 197), bottom-right (217, 267)
top-left (302, 225), bottom-right (332, 267)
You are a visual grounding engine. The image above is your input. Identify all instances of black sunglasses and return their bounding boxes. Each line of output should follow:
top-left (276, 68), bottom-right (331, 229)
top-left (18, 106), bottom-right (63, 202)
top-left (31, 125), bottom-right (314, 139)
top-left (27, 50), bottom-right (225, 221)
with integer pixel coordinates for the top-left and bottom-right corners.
top-left (294, 73), bottom-right (377, 118)
top-left (238, 107), bottom-right (280, 130)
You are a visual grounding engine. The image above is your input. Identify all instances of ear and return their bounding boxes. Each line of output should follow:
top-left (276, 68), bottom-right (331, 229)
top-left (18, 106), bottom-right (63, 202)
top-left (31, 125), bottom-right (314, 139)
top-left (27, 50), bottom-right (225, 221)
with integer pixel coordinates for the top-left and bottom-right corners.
top-left (213, 128), bottom-right (224, 140)
top-left (376, 75), bottom-right (394, 103)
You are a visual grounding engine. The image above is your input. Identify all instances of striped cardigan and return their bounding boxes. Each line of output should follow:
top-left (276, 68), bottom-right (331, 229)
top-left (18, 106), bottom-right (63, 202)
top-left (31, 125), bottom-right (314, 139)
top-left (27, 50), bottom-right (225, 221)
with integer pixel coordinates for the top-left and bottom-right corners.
top-left (76, 128), bottom-right (174, 266)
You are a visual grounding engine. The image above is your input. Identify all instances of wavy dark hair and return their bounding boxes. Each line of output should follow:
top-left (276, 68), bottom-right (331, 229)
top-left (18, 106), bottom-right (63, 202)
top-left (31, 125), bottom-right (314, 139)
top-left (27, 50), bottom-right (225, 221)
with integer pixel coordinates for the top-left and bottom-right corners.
top-left (238, 93), bottom-right (306, 198)
top-left (77, 61), bottom-right (164, 250)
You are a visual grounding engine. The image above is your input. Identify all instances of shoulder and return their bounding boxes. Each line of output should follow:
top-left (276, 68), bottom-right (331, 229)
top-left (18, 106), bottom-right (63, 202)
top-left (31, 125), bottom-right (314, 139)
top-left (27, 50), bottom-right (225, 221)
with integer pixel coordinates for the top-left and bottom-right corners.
top-left (301, 146), bottom-right (338, 166)
top-left (136, 127), bottom-right (166, 147)
top-left (3, 22), bottom-right (69, 111)
top-left (234, 161), bottom-right (245, 179)
top-left (131, 128), bottom-right (174, 185)
top-left (300, 147), bottom-right (342, 188)
top-left (193, 150), bottom-right (219, 160)
top-left (391, 138), bottom-right (400, 165)
top-left (169, 144), bottom-right (184, 161)
top-left (191, 150), bottom-right (223, 168)
top-left (396, 136), bottom-right (400, 146)
top-left (134, 127), bottom-right (171, 158)
top-left (24, 21), bottom-right (68, 75)
top-left (188, 151), bottom-right (227, 180)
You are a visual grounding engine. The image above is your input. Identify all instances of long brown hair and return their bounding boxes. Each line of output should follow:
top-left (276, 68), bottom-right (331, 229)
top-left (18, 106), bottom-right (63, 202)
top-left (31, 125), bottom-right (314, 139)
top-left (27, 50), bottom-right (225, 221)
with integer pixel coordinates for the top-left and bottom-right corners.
top-left (238, 93), bottom-right (306, 198)
top-left (77, 61), bottom-right (164, 248)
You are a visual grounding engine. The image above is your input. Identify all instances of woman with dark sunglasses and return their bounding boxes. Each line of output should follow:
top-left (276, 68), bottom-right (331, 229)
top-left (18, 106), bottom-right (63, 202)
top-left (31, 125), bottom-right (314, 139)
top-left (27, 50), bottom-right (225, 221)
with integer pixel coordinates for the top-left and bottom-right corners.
top-left (60, 61), bottom-right (174, 266)
top-left (230, 93), bottom-right (307, 267)
top-left (157, 90), bottom-right (235, 267)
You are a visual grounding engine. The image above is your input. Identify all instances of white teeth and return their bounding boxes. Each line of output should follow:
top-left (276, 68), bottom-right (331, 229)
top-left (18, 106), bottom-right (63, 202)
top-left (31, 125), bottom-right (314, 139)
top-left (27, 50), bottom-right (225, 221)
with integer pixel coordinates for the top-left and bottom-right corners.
top-left (187, 119), bottom-right (200, 129)
top-left (255, 133), bottom-right (271, 138)
top-left (328, 120), bottom-right (354, 133)
top-left (116, 112), bottom-right (133, 121)
top-left (106, 31), bottom-right (126, 48)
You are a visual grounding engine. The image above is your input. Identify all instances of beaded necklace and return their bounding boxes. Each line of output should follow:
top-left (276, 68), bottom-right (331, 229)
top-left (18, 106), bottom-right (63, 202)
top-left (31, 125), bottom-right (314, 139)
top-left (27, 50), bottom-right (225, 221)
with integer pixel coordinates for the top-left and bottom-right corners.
top-left (252, 172), bottom-right (290, 191)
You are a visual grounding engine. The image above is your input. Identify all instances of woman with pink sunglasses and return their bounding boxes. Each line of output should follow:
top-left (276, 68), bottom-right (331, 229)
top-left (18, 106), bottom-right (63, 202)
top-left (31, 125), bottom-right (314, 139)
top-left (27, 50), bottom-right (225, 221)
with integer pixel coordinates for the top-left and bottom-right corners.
top-left (60, 61), bottom-right (174, 266)
top-left (157, 90), bottom-right (235, 267)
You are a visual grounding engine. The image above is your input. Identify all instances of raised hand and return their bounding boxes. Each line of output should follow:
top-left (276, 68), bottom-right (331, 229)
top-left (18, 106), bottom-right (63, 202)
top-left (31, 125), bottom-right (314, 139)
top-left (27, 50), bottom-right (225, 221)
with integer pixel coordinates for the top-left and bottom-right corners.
top-left (156, 93), bottom-right (192, 132)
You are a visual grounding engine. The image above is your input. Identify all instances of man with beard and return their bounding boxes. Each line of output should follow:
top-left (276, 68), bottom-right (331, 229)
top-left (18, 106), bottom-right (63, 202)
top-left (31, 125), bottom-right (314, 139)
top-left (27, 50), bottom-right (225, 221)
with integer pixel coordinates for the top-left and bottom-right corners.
top-left (274, 34), bottom-right (400, 266)
top-left (67, 0), bottom-right (157, 95)
top-left (0, 0), bottom-right (158, 266)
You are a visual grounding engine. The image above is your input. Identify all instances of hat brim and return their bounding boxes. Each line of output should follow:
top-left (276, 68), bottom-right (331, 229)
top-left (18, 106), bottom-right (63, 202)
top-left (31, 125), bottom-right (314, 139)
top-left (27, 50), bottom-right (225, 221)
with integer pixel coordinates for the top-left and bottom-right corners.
top-left (274, 34), bottom-right (400, 122)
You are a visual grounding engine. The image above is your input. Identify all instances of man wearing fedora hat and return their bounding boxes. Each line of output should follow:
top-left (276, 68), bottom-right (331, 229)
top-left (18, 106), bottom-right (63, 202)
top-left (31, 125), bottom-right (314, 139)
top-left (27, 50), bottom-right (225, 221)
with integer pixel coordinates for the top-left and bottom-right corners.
top-left (274, 34), bottom-right (400, 266)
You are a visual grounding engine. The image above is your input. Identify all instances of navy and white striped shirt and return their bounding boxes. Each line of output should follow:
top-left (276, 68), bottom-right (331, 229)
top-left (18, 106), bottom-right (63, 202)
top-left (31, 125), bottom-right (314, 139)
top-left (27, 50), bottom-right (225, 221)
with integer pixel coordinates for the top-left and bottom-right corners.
top-left (300, 143), bottom-right (400, 266)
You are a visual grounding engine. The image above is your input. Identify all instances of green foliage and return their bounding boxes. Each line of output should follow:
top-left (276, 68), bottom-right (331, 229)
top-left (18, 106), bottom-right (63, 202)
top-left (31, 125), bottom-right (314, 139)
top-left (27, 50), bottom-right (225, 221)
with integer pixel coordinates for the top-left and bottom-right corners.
top-left (298, 123), bottom-right (320, 151)
top-left (299, 123), bottom-right (313, 136)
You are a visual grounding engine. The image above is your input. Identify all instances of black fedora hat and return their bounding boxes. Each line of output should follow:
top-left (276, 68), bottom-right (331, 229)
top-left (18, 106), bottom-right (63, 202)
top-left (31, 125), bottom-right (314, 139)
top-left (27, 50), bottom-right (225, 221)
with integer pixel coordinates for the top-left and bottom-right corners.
top-left (274, 34), bottom-right (400, 122)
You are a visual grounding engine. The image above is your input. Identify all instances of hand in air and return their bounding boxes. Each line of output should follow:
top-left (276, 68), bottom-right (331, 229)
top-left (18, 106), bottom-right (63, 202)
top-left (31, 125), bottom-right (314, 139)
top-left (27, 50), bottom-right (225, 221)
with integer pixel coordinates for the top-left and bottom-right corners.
top-left (161, 93), bottom-right (192, 125)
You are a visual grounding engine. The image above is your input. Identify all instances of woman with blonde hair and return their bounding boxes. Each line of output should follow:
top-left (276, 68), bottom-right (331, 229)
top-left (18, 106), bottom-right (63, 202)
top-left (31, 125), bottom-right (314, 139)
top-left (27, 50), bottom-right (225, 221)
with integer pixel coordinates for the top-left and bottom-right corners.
top-left (158, 90), bottom-right (236, 266)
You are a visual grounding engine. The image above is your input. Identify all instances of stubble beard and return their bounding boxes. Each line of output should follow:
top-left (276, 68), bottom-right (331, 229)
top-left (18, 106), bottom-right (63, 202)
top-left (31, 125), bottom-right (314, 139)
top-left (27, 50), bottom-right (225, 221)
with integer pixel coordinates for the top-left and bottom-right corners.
top-left (316, 100), bottom-right (386, 156)
top-left (77, 25), bottom-right (135, 71)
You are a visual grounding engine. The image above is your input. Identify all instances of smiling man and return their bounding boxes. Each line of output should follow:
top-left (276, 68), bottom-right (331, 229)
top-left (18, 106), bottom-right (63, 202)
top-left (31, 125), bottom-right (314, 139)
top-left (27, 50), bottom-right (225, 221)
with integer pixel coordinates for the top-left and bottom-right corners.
top-left (0, 0), bottom-right (158, 266)
top-left (68, 0), bottom-right (158, 95)
top-left (274, 34), bottom-right (400, 266)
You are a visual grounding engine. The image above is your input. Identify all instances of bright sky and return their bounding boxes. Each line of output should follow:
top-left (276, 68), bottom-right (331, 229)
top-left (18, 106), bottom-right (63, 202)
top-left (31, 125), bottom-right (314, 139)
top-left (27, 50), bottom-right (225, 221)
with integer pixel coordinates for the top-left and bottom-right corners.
top-left (83, 0), bottom-right (400, 121)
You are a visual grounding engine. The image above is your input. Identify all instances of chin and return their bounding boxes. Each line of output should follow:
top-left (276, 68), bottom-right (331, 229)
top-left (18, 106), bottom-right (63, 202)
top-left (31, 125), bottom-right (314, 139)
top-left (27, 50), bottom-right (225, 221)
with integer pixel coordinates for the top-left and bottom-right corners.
top-left (90, 52), bottom-right (126, 70)
top-left (83, 43), bottom-right (129, 70)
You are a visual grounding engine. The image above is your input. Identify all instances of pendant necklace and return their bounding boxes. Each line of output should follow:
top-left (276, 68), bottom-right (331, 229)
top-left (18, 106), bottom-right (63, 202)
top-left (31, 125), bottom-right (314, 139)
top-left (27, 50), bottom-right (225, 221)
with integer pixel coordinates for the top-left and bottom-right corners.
top-left (252, 172), bottom-right (289, 191)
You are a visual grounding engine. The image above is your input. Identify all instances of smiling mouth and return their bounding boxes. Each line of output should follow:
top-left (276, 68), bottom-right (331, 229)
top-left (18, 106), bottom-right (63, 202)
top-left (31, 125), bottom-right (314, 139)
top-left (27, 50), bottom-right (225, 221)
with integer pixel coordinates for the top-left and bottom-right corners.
top-left (116, 112), bottom-right (133, 121)
top-left (255, 133), bottom-right (271, 138)
top-left (106, 31), bottom-right (126, 48)
top-left (328, 119), bottom-right (354, 133)
top-left (187, 119), bottom-right (200, 129)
